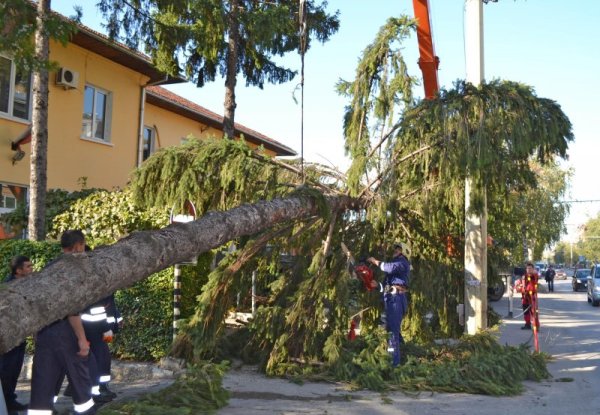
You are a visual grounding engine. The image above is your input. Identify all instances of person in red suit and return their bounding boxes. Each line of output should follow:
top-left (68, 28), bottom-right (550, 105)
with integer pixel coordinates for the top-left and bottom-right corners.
top-left (519, 263), bottom-right (540, 330)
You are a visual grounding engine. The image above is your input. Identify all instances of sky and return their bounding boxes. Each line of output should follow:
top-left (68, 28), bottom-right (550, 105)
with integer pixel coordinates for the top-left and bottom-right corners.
top-left (53, 0), bottom-right (600, 242)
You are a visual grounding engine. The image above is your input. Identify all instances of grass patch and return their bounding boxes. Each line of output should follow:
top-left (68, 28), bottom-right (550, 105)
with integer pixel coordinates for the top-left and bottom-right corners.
top-left (98, 362), bottom-right (229, 415)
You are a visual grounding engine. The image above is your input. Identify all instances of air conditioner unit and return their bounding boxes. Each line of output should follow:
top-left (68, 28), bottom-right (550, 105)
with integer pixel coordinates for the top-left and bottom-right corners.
top-left (56, 67), bottom-right (79, 89)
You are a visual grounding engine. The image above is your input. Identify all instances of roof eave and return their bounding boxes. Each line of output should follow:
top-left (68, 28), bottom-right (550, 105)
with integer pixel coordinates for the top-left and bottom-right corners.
top-left (145, 90), bottom-right (297, 157)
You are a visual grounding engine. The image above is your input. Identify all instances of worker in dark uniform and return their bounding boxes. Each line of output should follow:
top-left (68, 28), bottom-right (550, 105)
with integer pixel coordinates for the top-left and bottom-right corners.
top-left (368, 242), bottom-right (410, 367)
top-left (28, 230), bottom-right (96, 415)
top-left (1, 255), bottom-right (33, 412)
top-left (97, 294), bottom-right (120, 399)
top-left (57, 247), bottom-right (113, 405)
top-left (82, 296), bottom-right (114, 402)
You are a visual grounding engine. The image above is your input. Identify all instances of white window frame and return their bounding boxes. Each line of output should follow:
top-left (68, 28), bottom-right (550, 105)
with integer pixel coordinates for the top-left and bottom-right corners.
top-left (0, 54), bottom-right (32, 122)
top-left (81, 84), bottom-right (113, 143)
top-left (142, 126), bottom-right (156, 161)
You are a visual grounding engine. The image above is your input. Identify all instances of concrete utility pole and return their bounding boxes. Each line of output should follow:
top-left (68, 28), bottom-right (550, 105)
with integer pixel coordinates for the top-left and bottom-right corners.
top-left (464, 0), bottom-right (488, 334)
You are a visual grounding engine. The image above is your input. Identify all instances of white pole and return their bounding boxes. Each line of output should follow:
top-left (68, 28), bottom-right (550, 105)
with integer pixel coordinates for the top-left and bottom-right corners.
top-left (173, 264), bottom-right (182, 341)
top-left (506, 275), bottom-right (513, 318)
top-left (570, 241), bottom-right (573, 267)
top-left (464, 0), bottom-right (487, 334)
top-left (251, 270), bottom-right (256, 316)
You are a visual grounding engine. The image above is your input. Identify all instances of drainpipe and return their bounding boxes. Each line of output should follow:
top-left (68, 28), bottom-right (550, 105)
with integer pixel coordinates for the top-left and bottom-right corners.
top-left (137, 76), bottom-right (172, 167)
top-left (136, 86), bottom-right (146, 168)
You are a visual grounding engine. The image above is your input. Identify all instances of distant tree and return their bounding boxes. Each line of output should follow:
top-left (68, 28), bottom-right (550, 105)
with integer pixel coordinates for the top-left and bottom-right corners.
top-left (488, 161), bottom-right (571, 263)
top-left (577, 215), bottom-right (600, 264)
top-left (97, 0), bottom-right (339, 138)
top-left (553, 241), bottom-right (579, 267)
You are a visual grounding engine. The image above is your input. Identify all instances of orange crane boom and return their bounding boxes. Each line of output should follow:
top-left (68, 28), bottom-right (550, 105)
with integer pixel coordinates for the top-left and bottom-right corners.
top-left (412, 0), bottom-right (440, 99)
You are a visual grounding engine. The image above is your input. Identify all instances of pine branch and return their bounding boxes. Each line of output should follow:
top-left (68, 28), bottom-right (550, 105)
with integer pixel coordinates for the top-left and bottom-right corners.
top-left (359, 140), bottom-right (441, 199)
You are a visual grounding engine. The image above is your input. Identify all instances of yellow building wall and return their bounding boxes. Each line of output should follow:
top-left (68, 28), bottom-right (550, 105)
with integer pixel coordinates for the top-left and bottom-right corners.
top-left (143, 103), bottom-right (277, 158)
top-left (1, 39), bottom-right (278, 197)
top-left (0, 39), bottom-right (149, 192)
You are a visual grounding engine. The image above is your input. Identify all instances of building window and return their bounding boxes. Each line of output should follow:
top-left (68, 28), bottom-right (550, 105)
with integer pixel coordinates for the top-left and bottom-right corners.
top-left (82, 84), bottom-right (111, 141)
top-left (0, 184), bottom-right (27, 240)
top-left (0, 55), bottom-right (31, 121)
top-left (142, 126), bottom-right (156, 161)
top-left (0, 184), bottom-right (26, 213)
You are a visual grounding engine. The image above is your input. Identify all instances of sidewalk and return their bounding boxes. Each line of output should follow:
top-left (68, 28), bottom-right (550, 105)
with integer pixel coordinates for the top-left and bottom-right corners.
top-left (13, 357), bottom-right (178, 415)
top-left (10, 281), bottom-right (573, 415)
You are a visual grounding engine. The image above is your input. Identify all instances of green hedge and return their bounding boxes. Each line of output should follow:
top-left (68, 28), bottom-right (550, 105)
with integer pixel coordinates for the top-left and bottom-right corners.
top-left (111, 252), bottom-right (213, 361)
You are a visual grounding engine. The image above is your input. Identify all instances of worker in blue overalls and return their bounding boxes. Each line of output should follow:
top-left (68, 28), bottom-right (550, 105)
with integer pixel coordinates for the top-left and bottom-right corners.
top-left (368, 242), bottom-right (410, 367)
top-left (28, 230), bottom-right (96, 415)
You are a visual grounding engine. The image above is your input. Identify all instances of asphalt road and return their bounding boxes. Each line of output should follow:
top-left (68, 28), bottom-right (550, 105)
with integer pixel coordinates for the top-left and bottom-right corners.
top-left (219, 278), bottom-right (600, 415)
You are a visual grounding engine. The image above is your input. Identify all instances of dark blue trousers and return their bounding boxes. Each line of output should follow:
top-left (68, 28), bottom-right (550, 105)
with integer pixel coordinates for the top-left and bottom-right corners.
top-left (29, 320), bottom-right (94, 413)
top-left (0, 341), bottom-right (25, 405)
top-left (385, 293), bottom-right (407, 367)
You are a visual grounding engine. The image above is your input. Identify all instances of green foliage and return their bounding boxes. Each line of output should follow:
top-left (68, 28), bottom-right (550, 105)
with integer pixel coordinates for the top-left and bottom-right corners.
top-left (487, 161), bottom-right (571, 263)
top-left (553, 241), bottom-right (579, 266)
top-left (0, 0), bottom-right (80, 71)
top-left (50, 188), bottom-right (168, 246)
top-left (392, 333), bottom-right (549, 395)
top-left (337, 16), bottom-right (416, 195)
top-left (111, 270), bottom-right (173, 361)
top-left (574, 214), bottom-right (600, 265)
top-left (1, 188), bottom-right (98, 239)
top-left (97, 0), bottom-right (338, 88)
top-left (395, 80), bottom-right (572, 218)
top-left (109, 254), bottom-right (213, 362)
top-left (0, 239), bottom-right (61, 278)
top-left (98, 361), bottom-right (229, 414)
top-left (131, 138), bottom-right (292, 215)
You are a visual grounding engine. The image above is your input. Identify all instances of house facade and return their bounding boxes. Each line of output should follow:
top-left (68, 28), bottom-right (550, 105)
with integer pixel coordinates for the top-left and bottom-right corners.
top-left (0, 20), bottom-right (295, 239)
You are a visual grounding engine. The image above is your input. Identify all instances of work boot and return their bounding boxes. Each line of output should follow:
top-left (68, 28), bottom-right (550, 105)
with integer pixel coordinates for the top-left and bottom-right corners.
top-left (93, 393), bottom-right (113, 404)
top-left (521, 324), bottom-right (531, 330)
top-left (6, 400), bottom-right (28, 411)
top-left (99, 383), bottom-right (117, 399)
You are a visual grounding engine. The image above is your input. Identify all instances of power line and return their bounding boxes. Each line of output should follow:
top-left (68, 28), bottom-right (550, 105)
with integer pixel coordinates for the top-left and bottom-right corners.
top-left (556, 199), bottom-right (600, 204)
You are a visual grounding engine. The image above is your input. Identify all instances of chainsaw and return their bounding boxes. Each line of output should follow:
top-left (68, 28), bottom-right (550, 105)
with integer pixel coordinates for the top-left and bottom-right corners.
top-left (341, 242), bottom-right (375, 291)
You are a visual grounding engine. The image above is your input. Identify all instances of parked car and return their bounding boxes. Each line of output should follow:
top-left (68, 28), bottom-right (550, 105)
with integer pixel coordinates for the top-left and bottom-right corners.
top-left (572, 268), bottom-right (591, 291)
top-left (587, 265), bottom-right (600, 306)
top-left (488, 281), bottom-right (506, 302)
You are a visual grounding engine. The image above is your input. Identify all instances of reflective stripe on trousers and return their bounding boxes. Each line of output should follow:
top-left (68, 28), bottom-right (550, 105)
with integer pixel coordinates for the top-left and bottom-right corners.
top-left (73, 398), bottom-right (95, 413)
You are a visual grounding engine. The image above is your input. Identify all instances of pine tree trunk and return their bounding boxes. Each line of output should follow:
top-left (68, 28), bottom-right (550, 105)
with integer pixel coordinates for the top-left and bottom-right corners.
top-left (28, 0), bottom-right (51, 241)
top-left (223, 0), bottom-right (240, 139)
top-left (0, 194), bottom-right (359, 353)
